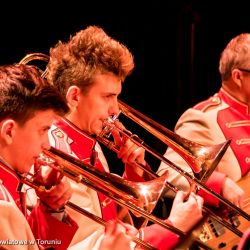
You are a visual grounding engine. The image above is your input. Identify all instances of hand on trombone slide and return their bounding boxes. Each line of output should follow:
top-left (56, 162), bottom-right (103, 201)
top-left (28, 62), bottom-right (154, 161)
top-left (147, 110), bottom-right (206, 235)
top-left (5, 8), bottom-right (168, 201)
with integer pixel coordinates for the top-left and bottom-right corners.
top-left (221, 177), bottom-right (245, 208)
top-left (111, 120), bottom-right (146, 168)
top-left (31, 160), bottom-right (73, 212)
top-left (168, 190), bottom-right (204, 233)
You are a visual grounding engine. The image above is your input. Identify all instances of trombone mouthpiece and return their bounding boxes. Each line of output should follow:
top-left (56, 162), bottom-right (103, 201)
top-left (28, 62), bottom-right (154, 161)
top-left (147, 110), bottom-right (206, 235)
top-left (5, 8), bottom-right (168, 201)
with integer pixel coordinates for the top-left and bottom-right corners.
top-left (100, 113), bottom-right (121, 138)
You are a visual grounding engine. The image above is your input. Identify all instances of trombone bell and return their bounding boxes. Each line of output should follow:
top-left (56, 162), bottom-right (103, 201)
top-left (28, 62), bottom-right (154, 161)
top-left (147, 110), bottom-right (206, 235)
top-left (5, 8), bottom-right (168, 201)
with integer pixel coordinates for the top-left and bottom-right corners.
top-left (40, 146), bottom-right (168, 214)
top-left (100, 100), bottom-right (231, 184)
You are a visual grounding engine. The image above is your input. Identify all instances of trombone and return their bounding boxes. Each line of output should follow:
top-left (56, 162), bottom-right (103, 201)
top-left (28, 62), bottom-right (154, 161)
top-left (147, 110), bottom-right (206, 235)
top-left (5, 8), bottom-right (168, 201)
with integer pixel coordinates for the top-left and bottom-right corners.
top-left (20, 146), bottom-right (214, 250)
top-left (20, 162), bottom-right (159, 250)
top-left (96, 100), bottom-right (250, 243)
top-left (97, 100), bottom-right (249, 220)
top-left (98, 126), bottom-right (244, 241)
top-left (19, 53), bottom-right (49, 78)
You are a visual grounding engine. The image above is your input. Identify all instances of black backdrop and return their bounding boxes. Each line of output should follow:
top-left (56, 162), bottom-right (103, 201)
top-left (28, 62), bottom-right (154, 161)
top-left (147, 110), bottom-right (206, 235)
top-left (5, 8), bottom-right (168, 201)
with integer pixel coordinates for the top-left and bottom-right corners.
top-left (1, 0), bottom-right (250, 173)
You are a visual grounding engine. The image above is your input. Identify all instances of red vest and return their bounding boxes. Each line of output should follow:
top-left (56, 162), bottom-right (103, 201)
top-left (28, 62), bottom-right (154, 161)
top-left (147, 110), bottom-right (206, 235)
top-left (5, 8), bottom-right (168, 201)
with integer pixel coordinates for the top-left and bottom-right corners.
top-left (51, 118), bottom-right (117, 221)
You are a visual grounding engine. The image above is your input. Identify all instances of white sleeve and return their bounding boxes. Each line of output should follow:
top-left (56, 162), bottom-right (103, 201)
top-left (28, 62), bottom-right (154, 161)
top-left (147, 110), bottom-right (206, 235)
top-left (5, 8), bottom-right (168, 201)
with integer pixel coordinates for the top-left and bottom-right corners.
top-left (0, 200), bottom-right (39, 250)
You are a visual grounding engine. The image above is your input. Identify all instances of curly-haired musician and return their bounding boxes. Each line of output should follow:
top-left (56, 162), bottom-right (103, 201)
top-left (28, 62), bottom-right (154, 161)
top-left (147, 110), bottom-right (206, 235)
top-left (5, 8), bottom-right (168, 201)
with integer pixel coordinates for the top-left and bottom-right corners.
top-left (45, 25), bottom-right (206, 250)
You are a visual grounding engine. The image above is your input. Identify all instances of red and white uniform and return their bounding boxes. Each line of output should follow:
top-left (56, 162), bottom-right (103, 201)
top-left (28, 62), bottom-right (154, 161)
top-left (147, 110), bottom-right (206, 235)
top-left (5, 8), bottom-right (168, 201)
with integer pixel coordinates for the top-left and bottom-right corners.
top-left (0, 160), bottom-right (78, 250)
top-left (0, 200), bottom-right (38, 250)
top-left (49, 118), bottom-right (179, 250)
top-left (158, 88), bottom-right (250, 205)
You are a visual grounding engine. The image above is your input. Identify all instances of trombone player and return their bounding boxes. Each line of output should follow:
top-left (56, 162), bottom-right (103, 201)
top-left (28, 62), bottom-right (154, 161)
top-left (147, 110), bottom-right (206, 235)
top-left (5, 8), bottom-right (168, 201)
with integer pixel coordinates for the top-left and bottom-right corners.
top-left (0, 64), bottom-right (78, 249)
top-left (43, 25), bottom-right (205, 250)
top-left (157, 34), bottom-right (248, 207)
top-left (157, 33), bottom-right (250, 249)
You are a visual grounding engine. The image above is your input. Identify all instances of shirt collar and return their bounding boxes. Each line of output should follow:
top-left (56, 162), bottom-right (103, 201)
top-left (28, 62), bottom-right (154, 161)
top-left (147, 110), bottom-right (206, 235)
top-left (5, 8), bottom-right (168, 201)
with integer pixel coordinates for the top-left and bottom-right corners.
top-left (219, 88), bottom-right (250, 115)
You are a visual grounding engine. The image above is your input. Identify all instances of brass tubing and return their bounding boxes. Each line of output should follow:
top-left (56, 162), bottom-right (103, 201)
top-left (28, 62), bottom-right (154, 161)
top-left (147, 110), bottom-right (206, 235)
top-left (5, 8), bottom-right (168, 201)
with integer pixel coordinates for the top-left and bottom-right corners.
top-left (43, 146), bottom-right (214, 250)
top-left (98, 122), bottom-right (249, 221)
top-left (97, 136), bottom-right (244, 238)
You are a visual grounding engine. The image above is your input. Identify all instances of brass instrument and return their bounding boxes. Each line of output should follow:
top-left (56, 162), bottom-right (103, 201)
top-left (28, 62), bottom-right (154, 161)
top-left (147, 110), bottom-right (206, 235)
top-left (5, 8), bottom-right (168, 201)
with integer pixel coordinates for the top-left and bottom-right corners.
top-left (100, 100), bottom-right (231, 183)
top-left (19, 53), bottom-right (49, 65)
top-left (21, 151), bottom-right (165, 250)
top-left (19, 53), bottom-right (49, 78)
top-left (97, 101), bottom-right (249, 219)
top-left (96, 101), bottom-right (250, 247)
top-left (20, 146), bottom-right (214, 250)
top-left (40, 147), bottom-right (168, 215)
top-left (98, 124), bottom-right (244, 242)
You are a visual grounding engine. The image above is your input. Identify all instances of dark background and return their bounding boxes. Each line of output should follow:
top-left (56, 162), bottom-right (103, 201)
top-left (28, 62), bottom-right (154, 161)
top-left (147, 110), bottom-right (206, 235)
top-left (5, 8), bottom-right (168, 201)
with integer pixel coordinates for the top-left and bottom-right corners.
top-left (1, 1), bottom-right (249, 173)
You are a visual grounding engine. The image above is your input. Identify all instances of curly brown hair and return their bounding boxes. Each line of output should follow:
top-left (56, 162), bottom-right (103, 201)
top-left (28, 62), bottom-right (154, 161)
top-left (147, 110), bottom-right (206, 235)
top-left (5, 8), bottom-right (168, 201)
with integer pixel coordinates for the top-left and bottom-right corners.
top-left (47, 25), bottom-right (135, 96)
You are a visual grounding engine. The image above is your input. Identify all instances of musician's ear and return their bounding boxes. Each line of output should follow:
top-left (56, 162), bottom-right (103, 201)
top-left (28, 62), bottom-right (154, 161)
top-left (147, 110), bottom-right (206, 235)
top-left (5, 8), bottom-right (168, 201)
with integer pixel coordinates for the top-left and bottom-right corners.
top-left (0, 119), bottom-right (16, 145)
